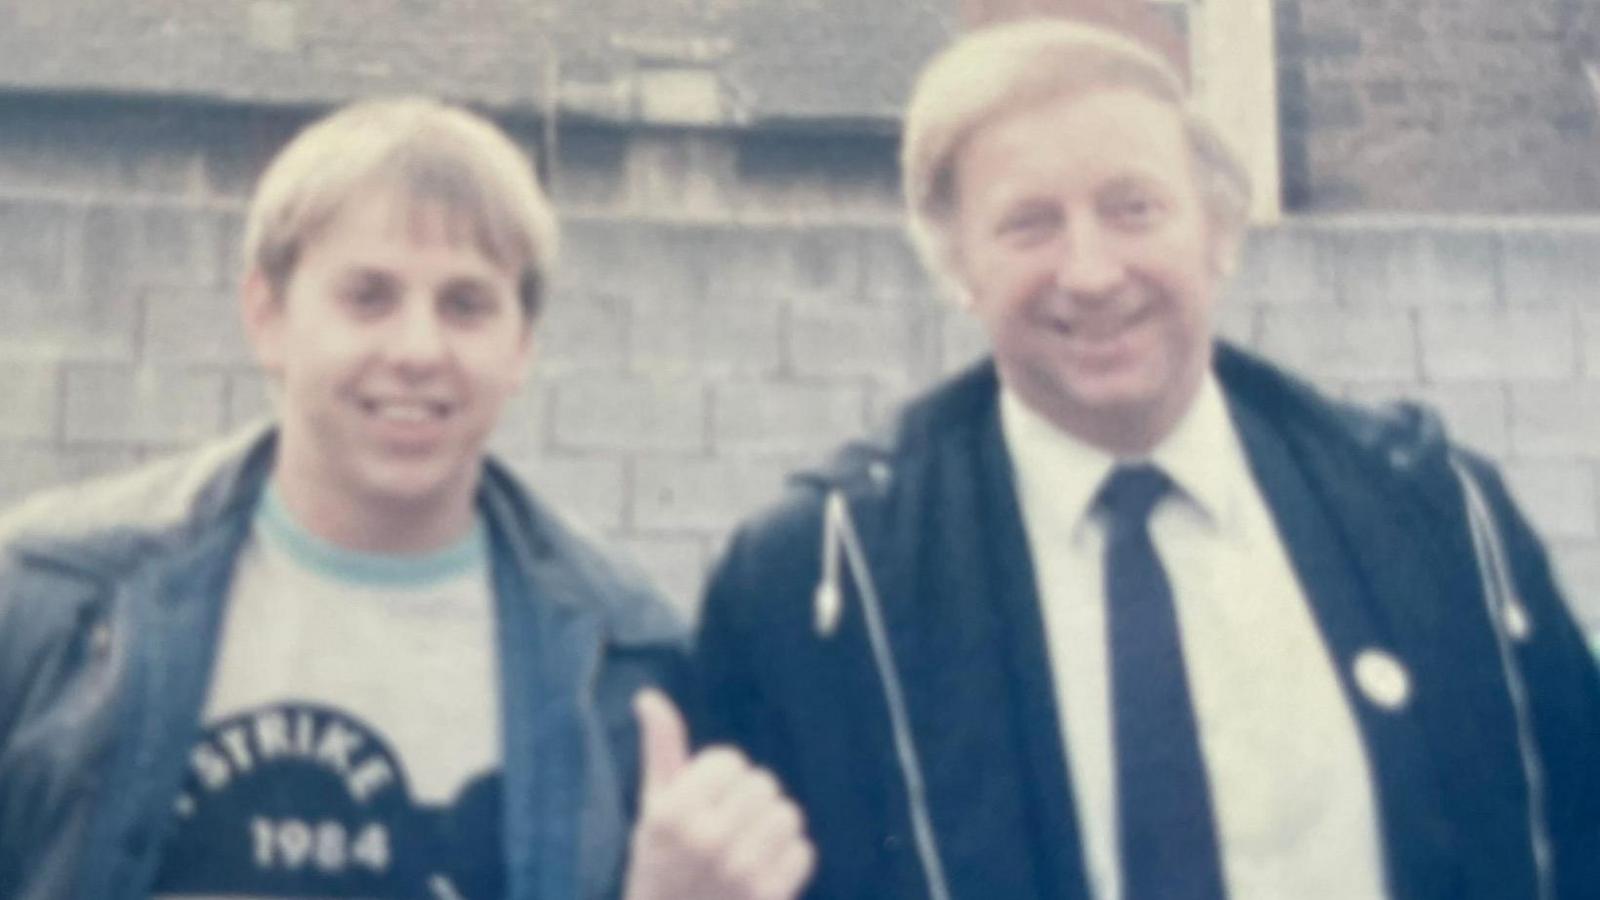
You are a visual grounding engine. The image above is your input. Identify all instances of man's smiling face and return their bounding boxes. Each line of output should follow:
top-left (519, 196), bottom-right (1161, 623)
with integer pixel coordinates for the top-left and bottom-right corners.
top-left (952, 86), bottom-right (1238, 454)
top-left (247, 187), bottom-right (533, 534)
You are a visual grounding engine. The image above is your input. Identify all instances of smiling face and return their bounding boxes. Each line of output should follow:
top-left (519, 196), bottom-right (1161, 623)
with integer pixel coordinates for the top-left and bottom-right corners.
top-left (952, 86), bottom-right (1239, 455)
top-left (245, 188), bottom-right (534, 551)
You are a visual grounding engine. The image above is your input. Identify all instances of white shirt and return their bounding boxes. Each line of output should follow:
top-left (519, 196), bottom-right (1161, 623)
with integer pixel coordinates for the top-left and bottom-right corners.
top-left (1001, 375), bottom-right (1388, 900)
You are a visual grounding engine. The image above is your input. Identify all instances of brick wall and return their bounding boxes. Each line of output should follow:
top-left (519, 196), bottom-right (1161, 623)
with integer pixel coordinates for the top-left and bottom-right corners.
top-left (0, 99), bottom-right (1595, 630)
top-left (11, 0), bottom-right (1600, 215)
top-left (1278, 0), bottom-right (1600, 212)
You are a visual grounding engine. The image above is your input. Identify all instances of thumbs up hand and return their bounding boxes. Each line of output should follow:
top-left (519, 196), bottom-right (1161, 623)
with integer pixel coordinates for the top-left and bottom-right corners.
top-left (623, 689), bottom-right (816, 900)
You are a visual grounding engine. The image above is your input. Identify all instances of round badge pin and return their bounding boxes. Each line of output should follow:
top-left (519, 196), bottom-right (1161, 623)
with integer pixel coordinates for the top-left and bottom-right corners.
top-left (1353, 648), bottom-right (1411, 712)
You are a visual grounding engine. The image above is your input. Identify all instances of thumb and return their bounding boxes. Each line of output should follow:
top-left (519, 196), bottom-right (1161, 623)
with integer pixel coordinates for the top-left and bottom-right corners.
top-left (634, 687), bottom-right (689, 798)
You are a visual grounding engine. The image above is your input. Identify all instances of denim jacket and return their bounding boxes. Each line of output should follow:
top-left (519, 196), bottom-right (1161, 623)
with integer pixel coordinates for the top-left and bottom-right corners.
top-left (0, 425), bottom-right (686, 899)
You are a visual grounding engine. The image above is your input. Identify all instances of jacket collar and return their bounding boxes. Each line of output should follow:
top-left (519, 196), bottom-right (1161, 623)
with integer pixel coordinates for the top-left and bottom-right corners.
top-left (801, 341), bottom-right (1454, 502)
top-left (1, 423), bottom-right (681, 649)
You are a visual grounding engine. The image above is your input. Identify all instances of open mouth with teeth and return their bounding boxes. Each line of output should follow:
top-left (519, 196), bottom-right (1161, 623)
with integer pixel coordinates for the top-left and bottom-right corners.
top-left (361, 398), bottom-right (452, 423)
top-left (1055, 304), bottom-right (1153, 342)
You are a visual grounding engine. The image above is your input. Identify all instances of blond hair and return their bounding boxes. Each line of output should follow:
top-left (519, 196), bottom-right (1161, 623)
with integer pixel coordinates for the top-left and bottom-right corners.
top-left (242, 97), bottom-right (559, 318)
top-left (901, 19), bottom-right (1251, 297)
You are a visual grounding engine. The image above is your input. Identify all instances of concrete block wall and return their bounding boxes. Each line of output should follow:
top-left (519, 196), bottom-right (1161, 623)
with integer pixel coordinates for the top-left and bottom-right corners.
top-left (0, 101), bottom-right (1596, 631)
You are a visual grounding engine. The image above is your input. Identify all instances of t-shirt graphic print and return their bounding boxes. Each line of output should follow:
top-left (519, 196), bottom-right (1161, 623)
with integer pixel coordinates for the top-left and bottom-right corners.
top-left (153, 485), bottom-right (504, 899)
top-left (155, 703), bottom-right (503, 899)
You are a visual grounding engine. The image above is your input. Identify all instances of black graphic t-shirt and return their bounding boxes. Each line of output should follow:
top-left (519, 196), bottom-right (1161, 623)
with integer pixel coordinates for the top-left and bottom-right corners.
top-left (154, 486), bottom-right (504, 899)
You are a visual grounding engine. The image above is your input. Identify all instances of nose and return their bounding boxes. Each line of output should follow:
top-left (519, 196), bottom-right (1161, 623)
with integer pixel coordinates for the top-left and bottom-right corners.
top-left (1055, 222), bottom-right (1125, 298)
top-left (386, 299), bottom-right (448, 371)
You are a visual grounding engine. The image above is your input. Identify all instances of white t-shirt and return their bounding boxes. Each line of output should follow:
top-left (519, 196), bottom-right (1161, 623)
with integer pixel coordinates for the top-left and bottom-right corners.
top-left (153, 485), bottom-right (504, 899)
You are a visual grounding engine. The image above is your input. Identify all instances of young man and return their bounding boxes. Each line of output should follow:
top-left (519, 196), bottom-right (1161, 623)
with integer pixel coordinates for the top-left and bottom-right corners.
top-left (0, 98), bottom-right (811, 900)
top-left (696, 20), bottom-right (1600, 900)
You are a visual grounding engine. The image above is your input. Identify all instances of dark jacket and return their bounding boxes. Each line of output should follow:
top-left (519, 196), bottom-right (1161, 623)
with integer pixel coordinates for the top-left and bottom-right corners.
top-left (0, 425), bottom-right (687, 900)
top-left (696, 344), bottom-right (1600, 900)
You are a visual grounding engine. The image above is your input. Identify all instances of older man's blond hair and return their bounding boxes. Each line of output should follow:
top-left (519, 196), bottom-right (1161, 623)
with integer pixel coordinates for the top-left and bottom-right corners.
top-left (901, 19), bottom-right (1252, 298)
top-left (242, 97), bottom-right (559, 319)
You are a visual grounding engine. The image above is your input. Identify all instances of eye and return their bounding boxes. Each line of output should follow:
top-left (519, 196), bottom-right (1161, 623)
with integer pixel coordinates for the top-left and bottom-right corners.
top-left (1101, 187), bottom-right (1167, 230)
top-left (439, 283), bottom-right (499, 322)
top-left (339, 275), bottom-right (396, 317)
top-left (995, 206), bottom-right (1061, 244)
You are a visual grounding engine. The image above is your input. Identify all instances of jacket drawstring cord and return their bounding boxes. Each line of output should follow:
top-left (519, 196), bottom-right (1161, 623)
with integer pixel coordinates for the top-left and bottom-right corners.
top-left (815, 490), bottom-right (953, 900)
top-left (1452, 454), bottom-right (1552, 900)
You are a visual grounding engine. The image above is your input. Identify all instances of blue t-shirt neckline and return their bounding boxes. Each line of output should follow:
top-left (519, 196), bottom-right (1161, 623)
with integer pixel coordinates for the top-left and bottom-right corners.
top-left (255, 483), bottom-right (487, 588)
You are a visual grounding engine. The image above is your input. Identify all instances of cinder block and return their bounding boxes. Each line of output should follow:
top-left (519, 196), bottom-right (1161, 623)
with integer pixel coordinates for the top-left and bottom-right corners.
top-left (633, 456), bottom-right (790, 531)
top-left (788, 303), bottom-right (925, 383)
top-left (1344, 382), bottom-right (1511, 459)
top-left (488, 381), bottom-right (550, 453)
top-left (1502, 461), bottom-right (1598, 541)
top-left (535, 292), bottom-right (629, 375)
top-left (613, 534), bottom-right (708, 622)
top-left (1215, 304), bottom-right (1261, 348)
top-left (1549, 542), bottom-right (1600, 629)
top-left (0, 361), bottom-right (59, 441)
top-left (0, 198), bottom-right (73, 302)
top-left (0, 442), bottom-right (144, 510)
top-left (1225, 225), bottom-right (1340, 306)
top-left (703, 226), bottom-right (865, 303)
top-left (1258, 308), bottom-right (1419, 382)
top-left (1582, 312), bottom-right (1600, 379)
top-left (1419, 309), bottom-right (1578, 381)
top-left (557, 219), bottom-right (707, 306)
top-left (1510, 383), bottom-right (1600, 458)
top-left (0, 286), bottom-right (137, 362)
top-left (862, 228), bottom-right (936, 302)
top-left (552, 376), bottom-right (706, 452)
top-left (141, 284), bottom-right (253, 365)
top-left (940, 309), bottom-right (990, 375)
top-left (1500, 229), bottom-right (1600, 308)
top-left (0, 443), bottom-right (70, 509)
top-left (713, 382), bottom-right (866, 457)
top-left (1332, 228), bottom-right (1498, 307)
top-left (225, 369), bottom-right (275, 428)
top-left (56, 442), bottom-right (149, 483)
top-left (634, 294), bottom-right (782, 377)
top-left (496, 452), bottom-right (627, 533)
top-left (81, 204), bottom-right (232, 293)
top-left (63, 364), bottom-right (227, 444)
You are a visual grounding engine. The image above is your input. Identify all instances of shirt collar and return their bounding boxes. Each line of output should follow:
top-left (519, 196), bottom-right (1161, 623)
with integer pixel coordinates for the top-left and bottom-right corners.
top-left (1149, 374), bottom-right (1235, 530)
top-left (999, 373), bottom-right (1239, 537)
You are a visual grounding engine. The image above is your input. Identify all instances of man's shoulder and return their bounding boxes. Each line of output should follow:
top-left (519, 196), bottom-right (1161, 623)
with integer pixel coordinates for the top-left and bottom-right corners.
top-left (0, 425), bottom-right (272, 581)
top-left (711, 360), bottom-right (1001, 583)
top-left (1216, 342), bottom-right (1454, 479)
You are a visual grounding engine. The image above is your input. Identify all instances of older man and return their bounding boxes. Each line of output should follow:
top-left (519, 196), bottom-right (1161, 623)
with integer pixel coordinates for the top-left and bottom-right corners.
top-left (695, 19), bottom-right (1600, 900)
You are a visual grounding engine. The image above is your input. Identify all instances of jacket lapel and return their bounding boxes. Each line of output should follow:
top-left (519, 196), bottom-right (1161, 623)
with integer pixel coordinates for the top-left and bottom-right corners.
top-left (851, 372), bottom-right (1091, 900)
top-left (1229, 393), bottom-right (1464, 899)
top-left (487, 489), bottom-right (608, 900)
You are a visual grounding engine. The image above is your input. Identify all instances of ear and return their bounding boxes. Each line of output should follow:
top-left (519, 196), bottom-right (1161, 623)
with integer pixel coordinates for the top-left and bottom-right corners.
top-left (510, 324), bottom-right (538, 388)
top-left (939, 234), bottom-right (979, 312)
top-left (240, 269), bottom-right (286, 376)
top-left (1209, 223), bottom-right (1244, 281)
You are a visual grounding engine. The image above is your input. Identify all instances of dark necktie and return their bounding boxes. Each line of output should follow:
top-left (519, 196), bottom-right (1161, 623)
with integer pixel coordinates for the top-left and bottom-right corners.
top-left (1098, 464), bottom-right (1226, 900)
